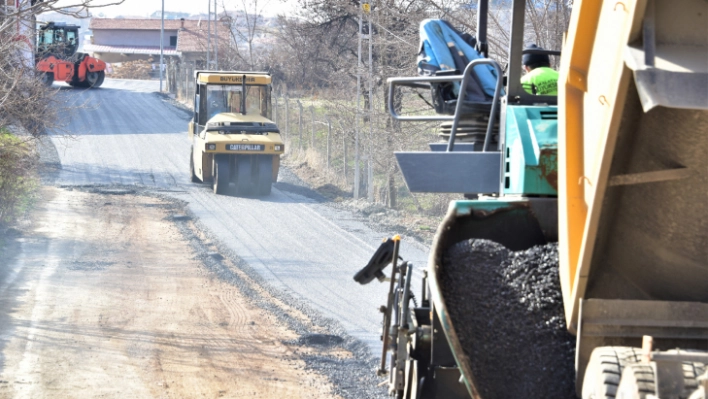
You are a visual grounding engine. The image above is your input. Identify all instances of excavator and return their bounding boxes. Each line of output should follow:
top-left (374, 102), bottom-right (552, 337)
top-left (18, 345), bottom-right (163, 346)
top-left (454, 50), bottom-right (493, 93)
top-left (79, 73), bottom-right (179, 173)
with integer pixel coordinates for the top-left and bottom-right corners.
top-left (355, 0), bottom-right (707, 398)
top-left (36, 22), bottom-right (106, 88)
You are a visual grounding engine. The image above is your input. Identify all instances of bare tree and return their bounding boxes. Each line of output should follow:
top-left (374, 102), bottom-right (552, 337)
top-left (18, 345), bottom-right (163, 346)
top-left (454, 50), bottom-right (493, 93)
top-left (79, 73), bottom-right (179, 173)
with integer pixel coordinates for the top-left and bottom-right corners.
top-left (0, 0), bottom-right (125, 225)
top-left (219, 0), bottom-right (273, 70)
top-left (218, 0), bottom-right (570, 210)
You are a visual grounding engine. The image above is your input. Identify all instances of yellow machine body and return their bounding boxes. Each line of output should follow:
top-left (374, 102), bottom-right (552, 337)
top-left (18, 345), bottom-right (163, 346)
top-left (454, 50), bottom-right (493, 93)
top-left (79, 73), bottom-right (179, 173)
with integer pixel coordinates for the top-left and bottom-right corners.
top-left (188, 71), bottom-right (283, 195)
top-left (558, 0), bottom-right (708, 392)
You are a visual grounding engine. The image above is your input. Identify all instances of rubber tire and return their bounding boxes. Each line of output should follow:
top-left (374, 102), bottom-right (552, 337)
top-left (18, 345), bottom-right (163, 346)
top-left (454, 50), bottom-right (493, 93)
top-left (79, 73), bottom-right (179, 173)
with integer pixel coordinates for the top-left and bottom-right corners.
top-left (40, 72), bottom-right (54, 87)
top-left (234, 155), bottom-right (254, 196)
top-left (582, 347), bottom-right (642, 399)
top-left (616, 364), bottom-right (656, 399)
top-left (682, 362), bottom-right (706, 398)
top-left (85, 71), bottom-right (104, 88)
top-left (257, 155), bottom-right (273, 196)
top-left (189, 146), bottom-right (200, 183)
top-left (212, 154), bottom-right (231, 195)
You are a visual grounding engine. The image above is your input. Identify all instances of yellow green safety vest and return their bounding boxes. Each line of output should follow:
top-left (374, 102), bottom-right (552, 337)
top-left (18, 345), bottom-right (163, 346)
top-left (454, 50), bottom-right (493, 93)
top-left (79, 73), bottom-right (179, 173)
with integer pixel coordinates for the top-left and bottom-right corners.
top-left (521, 67), bottom-right (559, 95)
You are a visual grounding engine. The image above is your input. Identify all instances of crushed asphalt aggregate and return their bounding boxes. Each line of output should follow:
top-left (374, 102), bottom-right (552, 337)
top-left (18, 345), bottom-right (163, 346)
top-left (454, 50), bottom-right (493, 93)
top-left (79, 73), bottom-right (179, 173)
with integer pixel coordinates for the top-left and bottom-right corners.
top-left (440, 239), bottom-right (576, 399)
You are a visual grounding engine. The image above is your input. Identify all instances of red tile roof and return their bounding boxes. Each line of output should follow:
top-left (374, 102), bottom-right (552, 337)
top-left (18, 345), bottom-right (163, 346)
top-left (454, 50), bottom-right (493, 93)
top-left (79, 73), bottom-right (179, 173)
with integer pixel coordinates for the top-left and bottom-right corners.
top-left (176, 29), bottom-right (206, 53)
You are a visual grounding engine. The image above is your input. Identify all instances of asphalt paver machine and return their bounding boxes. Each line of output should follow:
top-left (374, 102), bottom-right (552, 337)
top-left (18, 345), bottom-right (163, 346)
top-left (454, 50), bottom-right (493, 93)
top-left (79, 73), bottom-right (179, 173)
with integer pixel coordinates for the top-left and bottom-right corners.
top-left (355, 0), bottom-right (707, 398)
top-left (357, 0), bottom-right (562, 397)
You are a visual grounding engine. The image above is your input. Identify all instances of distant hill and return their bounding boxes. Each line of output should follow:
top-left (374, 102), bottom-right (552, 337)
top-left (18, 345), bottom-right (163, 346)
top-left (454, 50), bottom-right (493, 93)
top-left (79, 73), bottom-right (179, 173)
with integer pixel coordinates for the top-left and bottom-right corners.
top-left (148, 11), bottom-right (191, 19)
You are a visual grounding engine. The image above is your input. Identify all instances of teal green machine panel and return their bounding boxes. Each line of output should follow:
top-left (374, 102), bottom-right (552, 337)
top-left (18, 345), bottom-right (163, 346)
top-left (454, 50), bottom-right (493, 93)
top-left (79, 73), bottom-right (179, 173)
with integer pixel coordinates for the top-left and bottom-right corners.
top-left (503, 105), bottom-right (558, 196)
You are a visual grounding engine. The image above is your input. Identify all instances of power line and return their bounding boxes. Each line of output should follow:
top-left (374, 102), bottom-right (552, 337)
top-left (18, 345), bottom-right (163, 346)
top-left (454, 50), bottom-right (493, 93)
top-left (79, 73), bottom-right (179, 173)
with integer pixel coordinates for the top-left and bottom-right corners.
top-left (370, 20), bottom-right (417, 49)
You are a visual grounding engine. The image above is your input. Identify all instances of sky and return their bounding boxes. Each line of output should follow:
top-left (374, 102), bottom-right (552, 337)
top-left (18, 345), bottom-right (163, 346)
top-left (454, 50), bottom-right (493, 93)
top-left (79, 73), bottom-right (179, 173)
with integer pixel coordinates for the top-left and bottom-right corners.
top-left (81, 0), bottom-right (300, 18)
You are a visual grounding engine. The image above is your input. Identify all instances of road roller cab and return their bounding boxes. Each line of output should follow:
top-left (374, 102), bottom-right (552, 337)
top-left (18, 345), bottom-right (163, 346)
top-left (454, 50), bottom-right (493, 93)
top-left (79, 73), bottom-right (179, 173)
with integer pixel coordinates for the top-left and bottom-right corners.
top-left (188, 71), bottom-right (284, 195)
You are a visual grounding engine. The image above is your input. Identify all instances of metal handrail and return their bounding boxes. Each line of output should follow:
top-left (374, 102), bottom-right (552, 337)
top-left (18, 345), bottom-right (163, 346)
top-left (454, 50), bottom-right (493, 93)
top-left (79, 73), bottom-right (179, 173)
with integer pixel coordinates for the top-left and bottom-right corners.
top-left (387, 58), bottom-right (504, 152)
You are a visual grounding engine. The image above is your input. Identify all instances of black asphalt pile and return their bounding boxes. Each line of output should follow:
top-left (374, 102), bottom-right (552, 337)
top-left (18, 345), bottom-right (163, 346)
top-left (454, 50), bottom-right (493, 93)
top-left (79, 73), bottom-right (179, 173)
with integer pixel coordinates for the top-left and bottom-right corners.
top-left (440, 239), bottom-right (576, 399)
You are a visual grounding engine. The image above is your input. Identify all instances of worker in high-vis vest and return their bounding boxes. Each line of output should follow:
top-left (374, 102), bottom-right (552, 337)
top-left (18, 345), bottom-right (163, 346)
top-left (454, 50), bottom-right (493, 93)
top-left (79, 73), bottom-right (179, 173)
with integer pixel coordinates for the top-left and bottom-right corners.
top-left (521, 44), bottom-right (559, 95)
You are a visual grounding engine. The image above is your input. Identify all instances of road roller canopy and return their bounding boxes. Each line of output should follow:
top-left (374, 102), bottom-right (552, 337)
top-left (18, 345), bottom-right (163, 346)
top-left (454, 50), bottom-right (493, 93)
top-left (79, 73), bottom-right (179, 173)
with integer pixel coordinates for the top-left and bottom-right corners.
top-left (192, 71), bottom-right (274, 129)
top-left (196, 72), bottom-right (272, 85)
top-left (37, 22), bottom-right (80, 59)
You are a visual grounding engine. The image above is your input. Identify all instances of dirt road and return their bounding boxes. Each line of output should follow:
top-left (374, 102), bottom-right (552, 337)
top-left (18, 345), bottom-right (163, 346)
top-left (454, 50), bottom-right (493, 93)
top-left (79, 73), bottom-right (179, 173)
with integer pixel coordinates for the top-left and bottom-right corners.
top-left (0, 187), bottom-right (348, 398)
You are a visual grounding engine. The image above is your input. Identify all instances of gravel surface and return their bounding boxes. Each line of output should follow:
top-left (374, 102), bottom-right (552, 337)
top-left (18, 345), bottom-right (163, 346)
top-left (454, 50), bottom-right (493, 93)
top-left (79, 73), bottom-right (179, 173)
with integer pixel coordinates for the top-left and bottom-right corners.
top-left (440, 239), bottom-right (576, 399)
top-left (0, 187), bottom-right (347, 398)
top-left (168, 199), bottom-right (387, 399)
top-left (280, 158), bottom-right (444, 248)
top-left (43, 79), bottom-right (428, 356)
top-left (37, 79), bottom-right (431, 397)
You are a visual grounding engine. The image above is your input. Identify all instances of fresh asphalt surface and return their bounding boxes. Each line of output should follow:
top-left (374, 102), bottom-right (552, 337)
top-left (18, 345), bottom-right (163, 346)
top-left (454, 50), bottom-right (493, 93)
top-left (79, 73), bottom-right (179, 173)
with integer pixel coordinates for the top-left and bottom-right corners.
top-left (44, 79), bottom-right (429, 356)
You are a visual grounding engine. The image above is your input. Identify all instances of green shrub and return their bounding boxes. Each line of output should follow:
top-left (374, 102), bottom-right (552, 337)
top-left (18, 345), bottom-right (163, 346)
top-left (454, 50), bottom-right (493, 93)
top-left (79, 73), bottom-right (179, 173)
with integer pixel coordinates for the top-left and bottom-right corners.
top-left (0, 130), bottom-right (38, 225)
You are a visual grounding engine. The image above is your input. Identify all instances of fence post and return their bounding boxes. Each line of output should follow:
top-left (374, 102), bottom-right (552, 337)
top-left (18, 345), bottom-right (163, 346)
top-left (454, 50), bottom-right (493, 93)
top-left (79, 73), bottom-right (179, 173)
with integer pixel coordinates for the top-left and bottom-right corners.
top-left (343, 138), bottom-right (347, 184)
top-left (326, 117), bottom-right (331, 171)
top-left (297, 100), bottom-right (303, 152)
top-left (310, 105), bottom-right (315, 149)
top-left (285, 95), bottom-right (289, 138)
top-left (273, 96), bottom-right (278, 126)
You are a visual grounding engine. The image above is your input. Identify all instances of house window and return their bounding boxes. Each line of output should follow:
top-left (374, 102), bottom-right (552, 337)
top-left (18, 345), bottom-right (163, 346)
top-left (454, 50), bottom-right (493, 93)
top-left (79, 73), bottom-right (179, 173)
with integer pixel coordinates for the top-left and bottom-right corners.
top-left (169, 36), bottom-right (177, 46)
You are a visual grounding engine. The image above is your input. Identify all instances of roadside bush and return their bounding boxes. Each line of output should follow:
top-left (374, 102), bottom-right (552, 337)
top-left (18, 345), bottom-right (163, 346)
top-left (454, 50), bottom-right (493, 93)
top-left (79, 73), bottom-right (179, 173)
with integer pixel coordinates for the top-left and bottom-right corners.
top-left (0, 130), bottom-right (38, 225)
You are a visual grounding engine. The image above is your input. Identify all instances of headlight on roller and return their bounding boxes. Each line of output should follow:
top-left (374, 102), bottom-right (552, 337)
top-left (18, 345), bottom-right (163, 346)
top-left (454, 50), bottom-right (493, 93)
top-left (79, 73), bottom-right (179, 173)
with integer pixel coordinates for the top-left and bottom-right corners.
top-left (207, 144), bottom-right (216, 150)
top-left (274, 145), bottom-right (283, 151)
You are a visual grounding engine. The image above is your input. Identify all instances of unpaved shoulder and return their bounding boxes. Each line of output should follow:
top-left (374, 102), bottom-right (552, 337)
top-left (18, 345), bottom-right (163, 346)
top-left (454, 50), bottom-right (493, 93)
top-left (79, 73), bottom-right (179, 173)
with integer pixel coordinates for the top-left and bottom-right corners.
top-left (0, 186), bottom-right (349, 399)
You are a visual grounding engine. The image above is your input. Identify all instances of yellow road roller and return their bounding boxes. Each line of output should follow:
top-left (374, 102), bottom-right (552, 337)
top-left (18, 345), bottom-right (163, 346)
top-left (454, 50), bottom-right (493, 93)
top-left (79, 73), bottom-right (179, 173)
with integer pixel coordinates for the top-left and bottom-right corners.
top-left (188, 71), bottom-right (284, 195)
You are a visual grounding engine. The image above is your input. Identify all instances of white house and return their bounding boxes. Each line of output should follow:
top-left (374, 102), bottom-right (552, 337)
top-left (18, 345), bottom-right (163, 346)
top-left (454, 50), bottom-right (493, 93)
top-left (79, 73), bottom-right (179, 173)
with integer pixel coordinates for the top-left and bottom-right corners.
top-left (85, 18), bottom-right (229, 65)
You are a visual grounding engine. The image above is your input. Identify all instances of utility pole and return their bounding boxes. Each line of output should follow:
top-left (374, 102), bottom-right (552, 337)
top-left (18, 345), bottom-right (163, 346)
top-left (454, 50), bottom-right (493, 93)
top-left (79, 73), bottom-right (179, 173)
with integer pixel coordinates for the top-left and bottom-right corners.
top-left (356, 1), bottom-right (374, 201)
top-left (367, 5), bottom-right (374, 202)
top-left (214, 0), bottom-right (218, 70)
top-left (159, 0), bottom-right (164, 91)
top-left (207, 0), bottom-right (211, 69)
top-left (354, 2), bottom-right (364, 199)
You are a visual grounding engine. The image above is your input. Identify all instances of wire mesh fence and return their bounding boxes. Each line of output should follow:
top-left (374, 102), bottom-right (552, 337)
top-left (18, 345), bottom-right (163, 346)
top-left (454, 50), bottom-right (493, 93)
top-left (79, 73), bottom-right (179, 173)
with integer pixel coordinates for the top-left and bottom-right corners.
top-left (272, 95), bottom-right (356, 189)
top-left (166, 61), bottom-right (197, 104)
